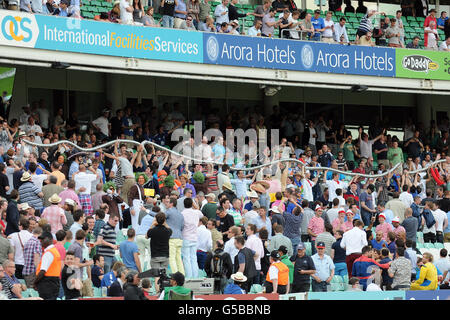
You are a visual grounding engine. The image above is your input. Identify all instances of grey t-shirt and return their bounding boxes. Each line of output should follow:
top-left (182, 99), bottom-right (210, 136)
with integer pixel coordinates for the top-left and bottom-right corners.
top-left (119, 157), bottom-right (133, 177)
top-left (262, 14), bottom-right (275, 36)
top-left (386, 26), bottom-right (401, 45)
top-left (254, 5), bottom-right (269, 22)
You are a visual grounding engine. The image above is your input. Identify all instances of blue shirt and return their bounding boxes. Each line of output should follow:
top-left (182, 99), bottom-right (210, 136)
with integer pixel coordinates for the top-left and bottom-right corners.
top-left (137, 213), bottom-right (154, 236)
top-left (68, 161), bottom-right (79, 180)
top-left (437, 17), bottom-right (448, 27)
top-left (251, 215), bottom-right (272, 240)
top-left (174, 0), bottom-right (187, 19)
top-left (311, 253), bottom-right (335, 281)
top-left (371, 239), bottom-right (388, 250)
top-left (122, 117), bottom-right (134, 137)
top-left (230, 178), bottom-right (252, 199)
top-left (165, 207), bottom-right (184, 239)
top-left (282, 210), bottom-right (302, 239)
top-left (311, 17), bottom-right (325, 40)
top-left (119, 240), bottom-right (139, 271)
top-left (224, 283), bottom-right (245, 294)
top-left (100, 271), bottom-right (117, 287)
top-left (445, 211), bottom-right (450, 234)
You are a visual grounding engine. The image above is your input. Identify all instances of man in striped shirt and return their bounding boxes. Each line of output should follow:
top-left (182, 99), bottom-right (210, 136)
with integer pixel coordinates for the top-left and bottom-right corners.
top-left (95, 215), bottom-right (119, 274)
top-left (356, 10), bottom-right (385, 44)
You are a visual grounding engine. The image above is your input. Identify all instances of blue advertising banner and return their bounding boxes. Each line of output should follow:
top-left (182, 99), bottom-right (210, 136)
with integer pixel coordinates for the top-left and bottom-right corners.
top-left (203, 33), bottom-right (396, 77)
top-left (0, 11), bottom-right (203, 63)
top-left (307, 291), bottom-right (406, 300)
top-left (405, 290), bottom-right (450, 300)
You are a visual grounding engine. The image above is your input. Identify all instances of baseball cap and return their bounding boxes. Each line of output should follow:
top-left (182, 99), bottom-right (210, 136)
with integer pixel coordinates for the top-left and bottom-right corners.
top-left (315, 204), bottom-right (323, 211)
top-left (297, 243), bottom-right (306, 250)
top-left (392, 216), bottom-right (400, 223)
top-left (278, 245), bottom-right (288, 255)
top-left (316, 241), bottom-right (326, 249)
top-left (270, 250), bottom-right (281, 260)
top-left (314, 9), bottom-right (321, 14)
top-left (378, 213), bottom-right (386, 220)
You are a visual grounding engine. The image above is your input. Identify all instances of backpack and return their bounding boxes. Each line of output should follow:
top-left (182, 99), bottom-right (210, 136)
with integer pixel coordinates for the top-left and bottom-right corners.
top-left (423, 209), bottom-right (436, 229)
top-left (211, 251), bottom-right (225, 277)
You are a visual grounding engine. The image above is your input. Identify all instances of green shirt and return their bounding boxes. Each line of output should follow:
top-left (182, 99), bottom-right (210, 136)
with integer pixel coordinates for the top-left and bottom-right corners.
top-left (341, 143), bottom-right (355, 162)
top-left (198, 0), bottom-right (211, 21)
top-left (280, 255), bottom-right (294, 284)
top-left (228, 208), bottom-right (242, 226)
top-left (387, 147), bottom-right (403, 166)
top-left (202, 202), bottom-right (218, 220)
top-left (163, 286), bottom-right (192, 300)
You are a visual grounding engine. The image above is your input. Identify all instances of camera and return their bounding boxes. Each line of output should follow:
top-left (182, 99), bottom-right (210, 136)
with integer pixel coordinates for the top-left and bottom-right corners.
top-left (138, 268), bottom-right (171, 293)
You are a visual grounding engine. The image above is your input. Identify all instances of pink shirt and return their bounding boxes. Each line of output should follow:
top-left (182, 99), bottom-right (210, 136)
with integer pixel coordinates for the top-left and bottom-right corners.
top-left (375, 223), bottom-right (393, 242)
top-left (393, 225), bottom-right (406, 237)
top-left (271, 200), bottom-right (285, 212)
top-left (54, 243), bottom-right (66, 263)
top-left (41, 205), bottom-right (67, 234)
top-left (267, 180), bottom-right (281, 194)
top-left (181, 208), bottom-right (204, 242)
top-left (308, 216), bottom-right (324, 241)
top-left (59, 189), bottom-right (81, 207)
top-left (332, 218), bottom-right (353, 233)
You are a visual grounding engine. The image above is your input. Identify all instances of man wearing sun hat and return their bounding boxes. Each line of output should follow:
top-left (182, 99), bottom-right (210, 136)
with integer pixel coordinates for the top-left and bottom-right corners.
top-left (18, 171), bottom-right (44, 212)
top-left (41, 194), bottom-right (67, 234)
top-left (224, 272), bottom-right (247, 294)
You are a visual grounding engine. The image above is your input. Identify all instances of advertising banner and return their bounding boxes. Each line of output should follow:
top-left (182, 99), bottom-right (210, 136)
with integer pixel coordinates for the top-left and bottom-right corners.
top-left (307, 291), bottom-right (406, 300)
top-left (203, 33), bottom-right (396, 77)
top-left (0, 10), bottom-right (203, 63)
top-left (396, 48), bottom-right (450, 81)
top-left (405, 290), bottom-right (450, 300)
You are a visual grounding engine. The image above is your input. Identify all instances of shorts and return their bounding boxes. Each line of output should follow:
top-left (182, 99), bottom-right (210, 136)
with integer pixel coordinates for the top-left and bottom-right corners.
top-left (356, 29), bottom-right (367, 38)
top-left (150, 256), bottom-right (169, 271)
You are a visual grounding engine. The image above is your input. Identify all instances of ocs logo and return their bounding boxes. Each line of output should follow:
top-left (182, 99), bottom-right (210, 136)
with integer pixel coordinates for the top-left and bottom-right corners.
top-left (206, 36), bottom-right (219, 62)
top-left (301, 45), bottom-right (314, 69)
top-left (1, 16), bottom-right (33, 42)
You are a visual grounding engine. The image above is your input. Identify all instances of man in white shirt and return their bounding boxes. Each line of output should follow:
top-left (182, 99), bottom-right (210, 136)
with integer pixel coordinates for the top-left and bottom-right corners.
top-left (214, 0), bottom-right (229, 27)
top-left (120, 0), bottom-right (133, 24)
top-left (8, 218), bottom-right (33, 278)
top-left (73, 164), bottom-right (99, 216)
top-left (247, 20), bottom-right (262, 36)
top-left (425, 20), bottom-right (439, 50)
top-left (322, 11), bottom-right (335, 43)
top-left (324, 172), bottom-right (348, 203)
top-left (299, 167), bottom-right (316, 202)
top-left (21, 116), bottom-right (43, 144)
top-left (439, 36), bottom-right (450, 51)
top-left (340, 220), bottom-right (367, 276)
top-left (197, 216), bottom-right (212, 270)
top-left (399, 185), bottom-right (414, 208)
top-left (181, 198), bottom-right (204, 279)
top-left (325, 198), bottom-right (340, 225)
top-left (334, 17), bottom-right (349, 43)
top-left (224, 226), bottom-right (241, 263)
top-left (92, 109), bottom-right (110, 140)
top-left (242, 202), bottom-right (260, 228)
top-left (244, 223), bottom-right (264, 283)
top-left (432, 202), bottom-right (448, 243)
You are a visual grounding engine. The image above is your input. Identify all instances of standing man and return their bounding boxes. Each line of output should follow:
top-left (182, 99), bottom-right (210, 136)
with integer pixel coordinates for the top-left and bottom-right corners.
top-left (311, 242), bottom-right (335, 292)
top-left (340, 220), bottom-right (367, 276)
top-left (233, 235), bottom-right (257, 293)
top-left (388, 246), bottom-right (412, 290)
top-left (41, 194), bottom-right (67, 235)
top-left (264, 250), bottom-right (290, 294)
top-left (181, 198), bottom-right (203, 279)
top-left (164, 198), bottom-right (185, 275)
top-left (119, 228), bottom-right (141, 273)
top-left (147, 212), bottom-right (172, 273)
top-left (311, 9), bottom-right (325, 41)
top-left (22, 226), bottom-right (43, 289)
top-left (34, 232), bottom-right (62, 300)
top-left (95, 215), bottom-right (119, 273)
top-left (291, 243), bottom-right (316, 293)
top-left (322, 11), bottom-right (335, 43)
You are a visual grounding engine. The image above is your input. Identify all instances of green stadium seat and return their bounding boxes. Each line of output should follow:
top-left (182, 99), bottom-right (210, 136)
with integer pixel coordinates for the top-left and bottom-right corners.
top-left (349, 17), bottom-right (359, 23)
top-left (416, 16), bottom-right (425, 22)
top-left (304, 242), bottom-right (312, 256)
top-left (424, 242), bottom-right (434, 249)
top-left (409, 21), bottom-right (419, 27)
top-left (306, 9), bottom-right (313, 14)
top-left (355, 13), bottom-right (364, 18)
top-left (407, 16), bottom-right (416, 21)
top-left (335, 11), bottom-right (343, 16)
top-left (435, 242), bottom-right (444, 249)
top-left (346, 12), bottom-right (356, 17)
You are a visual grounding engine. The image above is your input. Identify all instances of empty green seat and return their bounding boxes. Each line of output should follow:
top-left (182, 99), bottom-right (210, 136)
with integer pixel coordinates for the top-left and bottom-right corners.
top-left (346, 12), bottom-right (356, 17)
top-left (435, 242), bottom-right (444, 249)
top-left (407, 16), bottom-right (416, 21)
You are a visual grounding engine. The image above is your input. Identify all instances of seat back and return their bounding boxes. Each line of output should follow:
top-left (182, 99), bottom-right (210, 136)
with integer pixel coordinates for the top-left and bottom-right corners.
top-left (168, 290), bottom-right (193, 300)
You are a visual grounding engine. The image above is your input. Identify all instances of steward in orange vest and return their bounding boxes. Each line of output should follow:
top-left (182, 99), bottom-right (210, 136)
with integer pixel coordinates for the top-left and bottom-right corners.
top-left (264, 250), bottom-right (290, 294)
top-left (34, 232), bottom-right (62, 300)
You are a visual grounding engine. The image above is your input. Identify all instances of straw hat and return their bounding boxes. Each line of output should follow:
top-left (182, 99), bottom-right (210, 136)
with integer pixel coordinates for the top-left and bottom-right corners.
top-left (20, 172), bottom-right (32, 182)
top-left (49, 193), bottom-right (62, 204)
top-left (19, 203), bottom-right (31, 210)
top-left (65, 198), bottom-right (76, 207)
top-left (250, 183), bottom-right (266, 194)
top-left (230, 272), bottom-right (247, 283)
top-left (246, 190), bottom-right (259, 198)
top-left (205, 193), bottom-right (216, 201)
top-left (222, 181), bottom-right (233, 191)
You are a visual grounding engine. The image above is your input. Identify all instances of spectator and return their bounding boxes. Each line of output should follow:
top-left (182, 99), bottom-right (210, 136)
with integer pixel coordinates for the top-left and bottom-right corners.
top-left (142, 7), bottom-right (160, 27)
top-left (334, 17), bottom-right (349, 43)
top-left (386, 18), bottom-right (403, 47)
top-left (425, 20), bottom-right (439, 50)
top-left (261, 8), bottom-right (281, 37)
top-left (300, 13), bottom-right (315, 40)
top-left (233, 235), bottom-right (257, 292)
top-left (248, 19), bottom-right (263, 36)
top-left (321, 11), bottom-right (335, 43)
top-left (251, 0), bottom-right (271, 23)
top-left (160, 0), bottom-right (178, 28)
top-left (181, 197), bottom-right (203, 278)
top-left (311, 241), bottom-right (335, 292)
top-left (268, 225), bottom-right (293, 257)
top-left (205, 239), bottom-right (233, 293)
top-left (291, 242), bottom-right (316, 293)
top-left (406, 35), bottom-right (421, 48)
top-left (187, 0), bottom-right (200, 28)
top-left (439, 36), bottom-right (450, 51)
top-left (119, 228), bottom-right (141, 272)
top-left (352, 245), bottom-right (390, 291)
top-left (147, 212), bottom-right (172, 273)
top-left (107, 266), bottom-right (127, 297)
top-left (356, 10), bottom-right (384, 44)
top-left (41, 194), bottom-right (67, 235)
top-left (96, 215), bottom-right (119, 274)
top-left (214, 0), bottom-right (229, 28)
top-left (437, 11), bottom-right (448, 30)
top-left (315, 223), bottom-right (336, 256)
top-left (198, 0), bottom-right (211, 30)
top-left (224, 271), bottom-right (247, 294)
top-left (60, 251), bottom-right (82, 300)
top-left (411, 252), bottom-right (438, 290)
top-left (341, 219), bottom-right (367, 276)
top-left (197, 216), bottom-right (212, 270)
top-left (91, 254), bottom-right (104, 289)
top-left (174, 0), bottom-right (188, 29)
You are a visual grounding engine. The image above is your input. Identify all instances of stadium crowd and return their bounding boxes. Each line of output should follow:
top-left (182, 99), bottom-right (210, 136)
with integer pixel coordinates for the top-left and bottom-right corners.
top-left (0, 99), bottom-right (449, 300)
top-left (1, 0), bottom-right (449, 50)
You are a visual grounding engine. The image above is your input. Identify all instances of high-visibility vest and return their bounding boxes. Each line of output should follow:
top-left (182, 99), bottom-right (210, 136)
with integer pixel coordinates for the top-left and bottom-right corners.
top-left (36, 246), bottom-right (61, 277)
top-left (266, 261), bottom-right (289, 286)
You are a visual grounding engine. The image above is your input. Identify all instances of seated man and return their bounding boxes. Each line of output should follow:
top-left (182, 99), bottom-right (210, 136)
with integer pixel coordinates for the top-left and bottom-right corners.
top-left (159, 272), bottom-right (193, 300)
